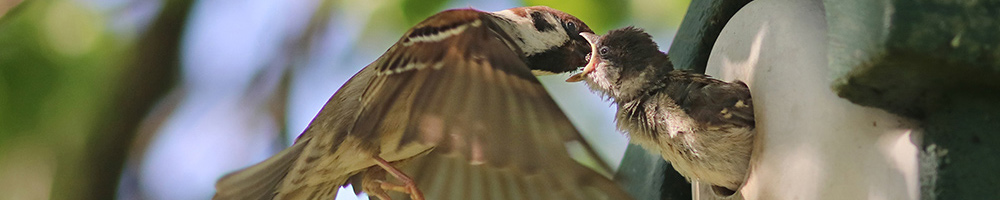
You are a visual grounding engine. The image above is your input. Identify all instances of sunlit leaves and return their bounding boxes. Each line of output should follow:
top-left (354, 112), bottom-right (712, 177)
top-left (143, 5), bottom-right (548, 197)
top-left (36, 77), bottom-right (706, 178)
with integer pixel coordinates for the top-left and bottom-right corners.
top-left (42, 0), bottom-right (104, 56)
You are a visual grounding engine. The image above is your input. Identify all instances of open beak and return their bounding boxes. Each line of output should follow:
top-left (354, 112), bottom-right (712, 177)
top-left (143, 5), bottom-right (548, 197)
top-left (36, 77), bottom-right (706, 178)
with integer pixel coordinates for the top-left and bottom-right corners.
top-left (566, 32), bottom-right (601, 82)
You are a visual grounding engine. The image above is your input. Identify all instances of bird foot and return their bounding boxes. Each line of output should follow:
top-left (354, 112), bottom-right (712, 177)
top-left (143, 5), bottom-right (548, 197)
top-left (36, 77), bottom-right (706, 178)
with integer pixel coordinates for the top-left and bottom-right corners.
top-left (373, 157), bottom-right (425, 200)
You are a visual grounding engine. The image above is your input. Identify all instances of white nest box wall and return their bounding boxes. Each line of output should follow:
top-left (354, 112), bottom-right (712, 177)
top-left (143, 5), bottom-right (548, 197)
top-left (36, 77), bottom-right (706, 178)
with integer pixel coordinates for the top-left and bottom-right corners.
top-left (697, 0), bottom-right (921, 199)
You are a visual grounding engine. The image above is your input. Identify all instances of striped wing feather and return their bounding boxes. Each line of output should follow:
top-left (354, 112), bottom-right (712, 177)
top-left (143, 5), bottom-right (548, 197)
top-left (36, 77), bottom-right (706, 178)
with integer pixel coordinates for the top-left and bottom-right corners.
top-left (349, 9), bottom-right (629, 200)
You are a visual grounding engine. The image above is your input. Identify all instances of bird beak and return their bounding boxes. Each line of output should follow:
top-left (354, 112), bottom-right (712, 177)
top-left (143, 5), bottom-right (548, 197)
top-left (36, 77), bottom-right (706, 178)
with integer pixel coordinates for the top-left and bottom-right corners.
top-left (566, 32), bottom-right (601, 82)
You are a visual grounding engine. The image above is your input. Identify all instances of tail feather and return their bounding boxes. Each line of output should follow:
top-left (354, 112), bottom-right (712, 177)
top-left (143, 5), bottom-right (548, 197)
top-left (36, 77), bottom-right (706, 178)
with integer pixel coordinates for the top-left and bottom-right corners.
top-left (214, 138), bottom-right (311, 200)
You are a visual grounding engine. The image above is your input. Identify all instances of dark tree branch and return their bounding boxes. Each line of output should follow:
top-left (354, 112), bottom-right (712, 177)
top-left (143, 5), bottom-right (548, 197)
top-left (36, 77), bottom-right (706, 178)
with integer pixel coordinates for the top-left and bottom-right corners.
top-left (84, 0), bottom-right (192, 199)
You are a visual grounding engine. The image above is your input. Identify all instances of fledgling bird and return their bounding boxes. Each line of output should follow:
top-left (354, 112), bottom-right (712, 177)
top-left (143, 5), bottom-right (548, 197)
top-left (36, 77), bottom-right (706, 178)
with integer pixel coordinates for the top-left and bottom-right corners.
top-left (567, 27), bottom-right (755, 193)
top-left (214, 6), bottom-right (632, 200)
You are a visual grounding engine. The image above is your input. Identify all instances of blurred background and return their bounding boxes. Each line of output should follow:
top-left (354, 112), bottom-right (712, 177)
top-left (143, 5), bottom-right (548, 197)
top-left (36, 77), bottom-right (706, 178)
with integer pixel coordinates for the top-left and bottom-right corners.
top-left (0, 0), bottom-right (689, 199)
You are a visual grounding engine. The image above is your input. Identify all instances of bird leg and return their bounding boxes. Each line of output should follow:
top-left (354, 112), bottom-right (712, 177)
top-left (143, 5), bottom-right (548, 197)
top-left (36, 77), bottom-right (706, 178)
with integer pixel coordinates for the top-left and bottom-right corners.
top-left (359, 168), bottom-right (392, 200)
top-left (372, 157), bottom-right (424, 200)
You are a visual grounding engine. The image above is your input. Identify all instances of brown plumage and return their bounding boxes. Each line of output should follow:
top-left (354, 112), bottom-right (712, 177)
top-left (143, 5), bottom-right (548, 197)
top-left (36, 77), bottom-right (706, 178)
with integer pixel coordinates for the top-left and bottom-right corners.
top-left (569, 27), bottom-right (755, 193)
top-left (214, 6), bottom-right (631, 200)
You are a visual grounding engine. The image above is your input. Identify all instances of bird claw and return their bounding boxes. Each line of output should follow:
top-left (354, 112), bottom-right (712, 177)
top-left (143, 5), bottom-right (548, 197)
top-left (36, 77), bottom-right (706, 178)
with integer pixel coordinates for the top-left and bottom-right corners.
top-left (372, 157), bottom-right (425, 200)
top-left (373, 180), bottom-right (424, 200)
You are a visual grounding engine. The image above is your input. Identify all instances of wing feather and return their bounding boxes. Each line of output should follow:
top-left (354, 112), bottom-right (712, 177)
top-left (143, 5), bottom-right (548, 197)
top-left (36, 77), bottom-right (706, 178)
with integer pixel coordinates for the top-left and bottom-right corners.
top-left (214, 138), bottom-right (311, 200)
top-left (341, 9), bottom-right (630, 200)
top-left (219, 8), bottom-right (629, 200)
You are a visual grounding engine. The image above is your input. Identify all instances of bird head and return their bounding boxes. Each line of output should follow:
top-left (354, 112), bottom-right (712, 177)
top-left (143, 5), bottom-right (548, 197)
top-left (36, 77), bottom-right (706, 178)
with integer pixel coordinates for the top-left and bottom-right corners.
top-left (490, 6), bottom-right (594, 75)
top-left (566, 26), bottom-right (671, 101)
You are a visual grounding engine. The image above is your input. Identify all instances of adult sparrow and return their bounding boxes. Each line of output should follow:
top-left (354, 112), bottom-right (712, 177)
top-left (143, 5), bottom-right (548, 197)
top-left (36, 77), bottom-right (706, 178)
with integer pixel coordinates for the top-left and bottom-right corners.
top-left (214, 6), bottom-right (631, 200)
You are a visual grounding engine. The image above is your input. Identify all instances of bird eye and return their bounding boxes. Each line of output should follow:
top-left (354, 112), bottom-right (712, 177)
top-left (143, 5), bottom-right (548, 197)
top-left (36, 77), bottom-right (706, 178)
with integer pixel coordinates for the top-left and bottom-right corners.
top-left (599, 46), bottom-right (609, 55)
top-left (565, 21), bottom-right (577, 33)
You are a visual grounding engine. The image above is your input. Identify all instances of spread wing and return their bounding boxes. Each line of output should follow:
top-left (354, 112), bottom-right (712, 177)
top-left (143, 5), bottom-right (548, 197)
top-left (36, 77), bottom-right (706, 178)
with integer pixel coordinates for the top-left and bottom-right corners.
top-left (349, 9), bottom-right (630, 200)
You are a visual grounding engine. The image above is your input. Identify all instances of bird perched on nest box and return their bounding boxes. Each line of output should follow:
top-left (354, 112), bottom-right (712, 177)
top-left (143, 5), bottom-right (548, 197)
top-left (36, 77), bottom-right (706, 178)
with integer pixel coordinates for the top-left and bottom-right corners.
top-left (567, 26), bottom-right (755, 194)
top-left (213, 6), bottom-right (632, 200)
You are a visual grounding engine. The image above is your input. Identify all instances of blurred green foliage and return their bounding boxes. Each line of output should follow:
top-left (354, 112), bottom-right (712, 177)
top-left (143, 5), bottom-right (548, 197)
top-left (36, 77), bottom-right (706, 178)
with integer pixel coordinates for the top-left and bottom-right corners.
top-left (0, 8), bottom-right (56, 138)
top-left (522, 0), bottom-right (628, 33)
top-left (0, 0), bottom-right (123, 136)
top-left (395, 0), bottom-right (642, 33)
top-left (0, 0), bottom-right (128, 199)
top-left (401, 0), bottom-right (451, 25)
